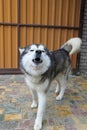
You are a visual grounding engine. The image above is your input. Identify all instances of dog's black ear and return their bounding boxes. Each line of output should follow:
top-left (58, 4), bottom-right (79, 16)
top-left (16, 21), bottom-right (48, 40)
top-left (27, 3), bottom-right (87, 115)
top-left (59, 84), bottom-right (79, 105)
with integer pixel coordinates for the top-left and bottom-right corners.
top-left (19, 47), bottom-right (25, 55)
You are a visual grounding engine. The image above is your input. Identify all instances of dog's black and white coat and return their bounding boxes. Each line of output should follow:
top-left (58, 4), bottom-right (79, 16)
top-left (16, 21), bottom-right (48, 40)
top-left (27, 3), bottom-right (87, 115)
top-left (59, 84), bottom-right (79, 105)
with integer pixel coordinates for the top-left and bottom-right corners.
top-left (19, 38), bottom-right (82, 130)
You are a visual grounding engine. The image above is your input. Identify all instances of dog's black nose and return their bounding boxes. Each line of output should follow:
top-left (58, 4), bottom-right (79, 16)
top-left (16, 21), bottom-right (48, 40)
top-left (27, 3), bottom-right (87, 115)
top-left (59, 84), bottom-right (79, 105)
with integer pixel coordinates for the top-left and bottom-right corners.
top-left (36, 50), bottom-right (41, 54)
top-left (33, 50), bottom-right (42, 64)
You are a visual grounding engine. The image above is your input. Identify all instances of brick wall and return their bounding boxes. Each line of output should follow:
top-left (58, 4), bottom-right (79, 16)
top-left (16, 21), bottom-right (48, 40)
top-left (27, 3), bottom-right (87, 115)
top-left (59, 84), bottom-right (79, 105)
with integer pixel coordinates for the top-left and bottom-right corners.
top-left (79, 0), bottom-right (87, 74)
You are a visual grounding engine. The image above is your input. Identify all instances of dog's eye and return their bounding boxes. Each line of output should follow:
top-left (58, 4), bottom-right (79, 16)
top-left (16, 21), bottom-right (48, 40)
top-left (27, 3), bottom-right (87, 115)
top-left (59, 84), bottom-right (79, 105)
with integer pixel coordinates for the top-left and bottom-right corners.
top-left (42, 50), bottom-right (45, 53)
top-left (30, 50), bottom-right (34, 52)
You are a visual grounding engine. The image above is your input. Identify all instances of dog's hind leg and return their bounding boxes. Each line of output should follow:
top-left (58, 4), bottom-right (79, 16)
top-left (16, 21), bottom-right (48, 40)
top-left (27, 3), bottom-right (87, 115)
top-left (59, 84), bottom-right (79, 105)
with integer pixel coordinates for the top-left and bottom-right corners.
top-left (30, 89), bottom-right (38, 108)
top-left (54, 80), bottom-right (60, 94)
top-left (56, 75), bottom-right (67, 101)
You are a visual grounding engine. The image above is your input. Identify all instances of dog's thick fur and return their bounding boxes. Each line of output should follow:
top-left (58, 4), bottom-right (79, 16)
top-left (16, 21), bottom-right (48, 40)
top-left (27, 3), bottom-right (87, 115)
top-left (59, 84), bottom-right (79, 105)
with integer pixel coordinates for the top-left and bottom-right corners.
top-left (19, 37), bottom-right (82, 130)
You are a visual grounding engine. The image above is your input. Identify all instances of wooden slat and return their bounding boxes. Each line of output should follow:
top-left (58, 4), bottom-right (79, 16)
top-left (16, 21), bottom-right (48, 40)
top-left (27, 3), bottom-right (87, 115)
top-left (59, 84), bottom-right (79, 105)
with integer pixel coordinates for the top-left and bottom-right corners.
top-left (20, 27), bottom-right (27, 47)
top-left (33, 0), bottom-right (41, 24)
top-left (40, 28), bottom-right (48, 46)
top-left (26, 0), bottom-right (34, 44)
top-left (11, 27), bottom-right (18, 68)
top-left (61, 0), bottom-right (69, 45)
top-left (47, 28), bottom-right (54, 50)
top-left (4, 0), bottom-right (11, 68)
top-left (27, 0), bottom-right (34, 24)
top-left (68, 0), bottom-right (76, 27)
top-left (20, 0), bottom-right (27, 47)
top-left (0, 26), bottom-right (4, 68)
top-left (40, 0), bottom-right (48, 46)
top-left (0, 0), bottom-right (3, 22)
top-left (41, 0), bottom-right (48, 25)
top-left (11, 0), bottom-right (18, 68)
top-left (47, 0), bottom-right (55, 50)
top-left (33, 28), bottom-right (41, 43)
top-left (54, 0), bottom-right (62, 49)
top-left (0, 0), bottom-right (4, 68)
top-left (61, 0), bottom-right (69, 26)
top-left (11, 0), bottom-right (17, 23)
top-left (20, 0), bottom-right (26, 24)
top-left (4, 26), bottom-right (11, 68)
top-left (27, 27), bottom-right (34, 45)
top-left (48, 0), bottom-right (55, 25)
top-left (55, 0), bottom-right (62, 26)
top-left (75, 0), bottom-right (81, 27)
top-left (54, 29), bottom-right (60, 50)
top-left (33, 0), bottom-right (41, 43)
top-left (3, 0), bottom-right (11, 22)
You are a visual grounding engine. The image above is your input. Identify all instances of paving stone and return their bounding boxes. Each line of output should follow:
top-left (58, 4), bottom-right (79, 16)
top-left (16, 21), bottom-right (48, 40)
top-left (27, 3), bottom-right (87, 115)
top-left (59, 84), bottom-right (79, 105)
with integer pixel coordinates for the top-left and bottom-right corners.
top-left (0, 121), bottom-right (18, 130)
top-left (0, 114), bottom-right (4, 121)
top-left (5, 114), bottom-right (22, 121)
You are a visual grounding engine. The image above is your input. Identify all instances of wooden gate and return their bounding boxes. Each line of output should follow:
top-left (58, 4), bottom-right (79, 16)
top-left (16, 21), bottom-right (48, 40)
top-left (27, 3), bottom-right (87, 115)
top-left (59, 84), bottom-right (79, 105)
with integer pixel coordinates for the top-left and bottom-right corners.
top-left (0, 0), bottom-right (84, 74)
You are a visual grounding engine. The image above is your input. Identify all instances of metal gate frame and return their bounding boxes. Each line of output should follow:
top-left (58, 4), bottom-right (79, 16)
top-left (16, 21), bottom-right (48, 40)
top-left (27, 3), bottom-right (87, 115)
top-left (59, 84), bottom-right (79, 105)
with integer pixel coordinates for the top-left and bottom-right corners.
top-left (0, 0), bottom-right (85, 74)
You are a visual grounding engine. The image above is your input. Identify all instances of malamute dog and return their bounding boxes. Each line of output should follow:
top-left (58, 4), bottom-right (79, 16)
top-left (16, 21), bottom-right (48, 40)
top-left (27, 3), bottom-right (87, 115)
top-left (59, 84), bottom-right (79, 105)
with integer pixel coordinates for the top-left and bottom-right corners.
top-left (19, 37), bottom-right (82, 130)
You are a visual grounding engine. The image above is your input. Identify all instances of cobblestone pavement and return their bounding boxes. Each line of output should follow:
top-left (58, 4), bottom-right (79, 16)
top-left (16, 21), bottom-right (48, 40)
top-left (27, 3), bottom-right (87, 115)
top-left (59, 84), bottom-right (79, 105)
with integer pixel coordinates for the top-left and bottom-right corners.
top-left (0, 75), bottom-right (87, 130)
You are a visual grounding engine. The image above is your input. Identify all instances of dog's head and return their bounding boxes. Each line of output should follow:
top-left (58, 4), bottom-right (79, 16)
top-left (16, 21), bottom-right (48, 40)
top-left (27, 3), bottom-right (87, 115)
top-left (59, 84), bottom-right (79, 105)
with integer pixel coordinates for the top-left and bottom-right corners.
top-left (19, 44), bottom-right (51, 76)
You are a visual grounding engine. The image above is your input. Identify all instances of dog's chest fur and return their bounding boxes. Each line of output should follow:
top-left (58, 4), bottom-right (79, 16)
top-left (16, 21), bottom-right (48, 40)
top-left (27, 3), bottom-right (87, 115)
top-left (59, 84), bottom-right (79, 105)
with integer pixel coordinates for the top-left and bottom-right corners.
top-left (25, 74), bottom-right (50, 91)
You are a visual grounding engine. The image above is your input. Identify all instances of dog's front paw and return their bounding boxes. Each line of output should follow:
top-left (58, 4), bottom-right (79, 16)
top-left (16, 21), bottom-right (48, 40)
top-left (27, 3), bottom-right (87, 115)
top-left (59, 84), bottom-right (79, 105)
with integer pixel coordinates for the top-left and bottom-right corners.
top-left (34, 120), bottom-right (42, 130)
top-left (56, 95), bottom-right (63, 101)
top-left (31, 101), bottom-right (37, 108)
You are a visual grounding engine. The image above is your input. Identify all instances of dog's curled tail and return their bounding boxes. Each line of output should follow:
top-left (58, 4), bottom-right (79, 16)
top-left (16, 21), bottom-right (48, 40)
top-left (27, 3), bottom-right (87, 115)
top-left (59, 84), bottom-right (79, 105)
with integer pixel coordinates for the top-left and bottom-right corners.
top-left (61, 37), bottom-right (82, 55)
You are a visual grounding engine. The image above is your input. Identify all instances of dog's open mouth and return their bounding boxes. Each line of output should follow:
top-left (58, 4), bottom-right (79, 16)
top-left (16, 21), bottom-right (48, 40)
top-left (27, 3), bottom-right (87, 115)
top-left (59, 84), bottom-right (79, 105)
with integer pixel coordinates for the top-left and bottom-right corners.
top-left (32, 58), bottom-right (42, 64)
